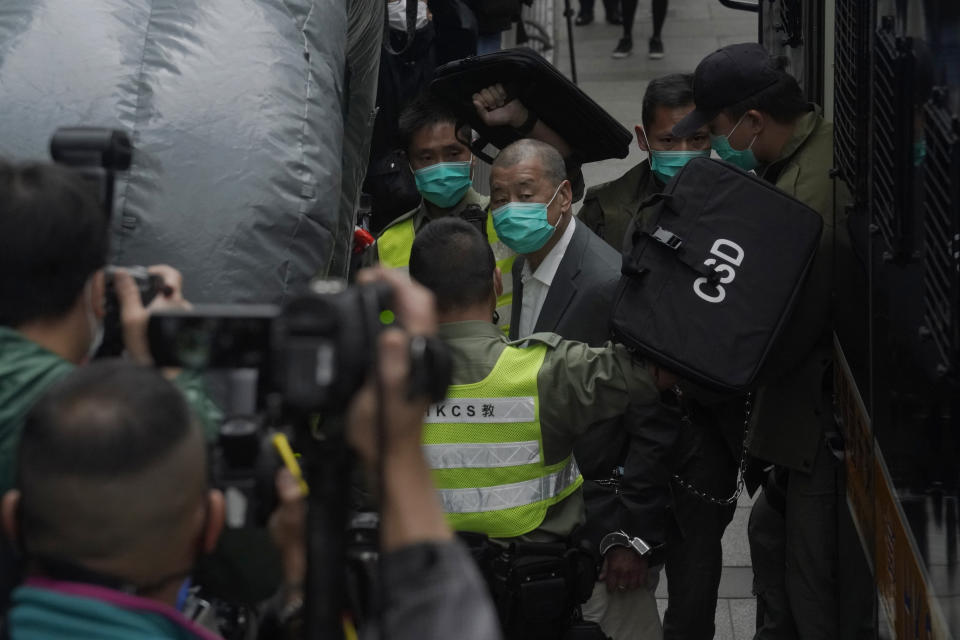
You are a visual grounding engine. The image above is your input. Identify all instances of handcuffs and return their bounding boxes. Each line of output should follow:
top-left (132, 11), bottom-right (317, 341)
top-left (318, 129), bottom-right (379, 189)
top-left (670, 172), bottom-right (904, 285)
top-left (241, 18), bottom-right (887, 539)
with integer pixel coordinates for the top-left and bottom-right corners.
top-left (598, 530), bottom-right (653, 558)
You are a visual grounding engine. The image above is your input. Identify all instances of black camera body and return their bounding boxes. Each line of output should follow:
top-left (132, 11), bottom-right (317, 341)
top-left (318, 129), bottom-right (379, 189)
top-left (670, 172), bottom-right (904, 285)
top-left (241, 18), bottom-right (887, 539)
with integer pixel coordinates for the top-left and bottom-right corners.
top-left (211, 416), bottom-right (283, 529)
top-left (97, 266), bottom-right (165, 358)
top-left (49, 127), bottom-right (132, 221)
top-left (148, 279), bottom-right (415, 414)
top-left (148, 279), bottom-right (451, 529)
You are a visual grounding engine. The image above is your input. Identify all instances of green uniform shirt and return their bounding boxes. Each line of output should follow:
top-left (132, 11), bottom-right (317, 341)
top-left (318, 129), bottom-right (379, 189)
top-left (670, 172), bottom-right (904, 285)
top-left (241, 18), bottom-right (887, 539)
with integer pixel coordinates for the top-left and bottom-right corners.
top-left (0, 327), bottom-right (223, 495)
top-left (438, 321), bottom-right (658, 542)
top-left (577, 160), bottom-right (663, 251)
top-left (747, 108), bottom-right (851, 472)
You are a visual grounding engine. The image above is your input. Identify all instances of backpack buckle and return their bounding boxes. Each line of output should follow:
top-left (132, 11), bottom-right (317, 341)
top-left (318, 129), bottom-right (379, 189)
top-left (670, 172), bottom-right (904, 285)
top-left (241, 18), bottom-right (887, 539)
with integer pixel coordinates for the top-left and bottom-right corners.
top-left (651, 226), bottom-right (683, 250)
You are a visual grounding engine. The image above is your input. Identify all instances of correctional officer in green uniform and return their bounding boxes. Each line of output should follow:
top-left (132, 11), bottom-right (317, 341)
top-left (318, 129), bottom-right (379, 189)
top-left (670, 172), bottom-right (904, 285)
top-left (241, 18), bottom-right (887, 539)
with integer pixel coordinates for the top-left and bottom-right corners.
top-left (672, 43), bottom-right (852, 639)
top-left (578, 73), bottom-right (711, 250)
top-left (577, 74), bottom-right (744, 640)
top-left (368, 94), bottom-right (516, 334)
top-left (408, 217), bottom-right (675, 639)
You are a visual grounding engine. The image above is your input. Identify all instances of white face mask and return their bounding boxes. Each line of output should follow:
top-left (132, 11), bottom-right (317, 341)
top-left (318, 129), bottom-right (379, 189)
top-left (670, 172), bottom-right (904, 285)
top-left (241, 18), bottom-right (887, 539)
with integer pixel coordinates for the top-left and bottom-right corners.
top-left (83, 278), bottom-right (104, 362)
top-left (387, 0), bottom-right (429, 32)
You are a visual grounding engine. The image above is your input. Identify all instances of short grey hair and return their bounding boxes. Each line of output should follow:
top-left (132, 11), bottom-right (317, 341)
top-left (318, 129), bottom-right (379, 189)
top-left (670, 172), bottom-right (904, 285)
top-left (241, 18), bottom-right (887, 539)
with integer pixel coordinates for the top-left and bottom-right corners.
top-left (493, 139), bottom-right (566, 186)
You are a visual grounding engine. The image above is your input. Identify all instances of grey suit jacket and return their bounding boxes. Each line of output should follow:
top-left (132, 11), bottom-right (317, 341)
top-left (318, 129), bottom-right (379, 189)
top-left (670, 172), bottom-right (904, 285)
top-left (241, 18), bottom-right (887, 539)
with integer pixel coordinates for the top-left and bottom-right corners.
top-left (509, 220), bottom-right (622, 344)
top-left (510, 221), bottom-right (675, 551)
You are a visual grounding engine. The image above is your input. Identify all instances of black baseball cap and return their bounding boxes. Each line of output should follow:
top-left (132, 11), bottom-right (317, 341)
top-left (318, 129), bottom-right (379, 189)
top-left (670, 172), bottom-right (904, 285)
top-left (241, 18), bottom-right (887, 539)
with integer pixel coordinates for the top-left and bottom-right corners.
top-left (672, 43), bottom-right (781, 137)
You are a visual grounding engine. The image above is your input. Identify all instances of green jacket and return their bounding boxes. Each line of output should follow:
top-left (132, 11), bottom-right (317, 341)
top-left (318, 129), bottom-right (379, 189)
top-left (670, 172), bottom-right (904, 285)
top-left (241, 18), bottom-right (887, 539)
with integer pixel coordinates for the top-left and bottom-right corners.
top-left (0, 327), bottom-right (223, 495)
top-left (747, 108), bottom-right (850, 472)
top-left (437, 321), bottom-right (659, 542)
top-left (577, 160), bottom-right (663, 252)
top-left (10, 581), bottom-right (219, 640)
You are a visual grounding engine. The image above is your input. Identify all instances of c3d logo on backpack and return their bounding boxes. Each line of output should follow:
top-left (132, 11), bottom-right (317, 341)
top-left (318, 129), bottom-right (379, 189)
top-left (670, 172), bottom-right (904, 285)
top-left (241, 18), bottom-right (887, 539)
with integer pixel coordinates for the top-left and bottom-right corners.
top-left (693, 239), bottom-right (745, 303)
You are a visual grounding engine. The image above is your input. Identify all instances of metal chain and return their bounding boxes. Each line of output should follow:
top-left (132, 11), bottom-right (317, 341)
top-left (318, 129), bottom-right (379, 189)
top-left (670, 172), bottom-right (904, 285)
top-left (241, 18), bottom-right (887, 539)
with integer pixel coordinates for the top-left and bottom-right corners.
top-left (670, 392), bottom-right (753, 506)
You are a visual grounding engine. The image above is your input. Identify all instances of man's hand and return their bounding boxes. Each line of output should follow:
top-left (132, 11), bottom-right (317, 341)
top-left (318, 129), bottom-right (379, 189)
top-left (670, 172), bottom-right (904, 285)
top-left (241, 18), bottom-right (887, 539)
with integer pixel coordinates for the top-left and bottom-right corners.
top-left (348, 267), bottom-right (452, 549)
top-left (472, 83), bottom-right (529, 130)
top-left (268, 469), bottom-right (307, 591)
top-left (348, 267), bottom-right (437, 465)
top-left (115, 264), bottom-right (189, 366)
top-left (647, 363), bottom-right (679, 391)
top-left (598, 547), bottom-right (649, 593)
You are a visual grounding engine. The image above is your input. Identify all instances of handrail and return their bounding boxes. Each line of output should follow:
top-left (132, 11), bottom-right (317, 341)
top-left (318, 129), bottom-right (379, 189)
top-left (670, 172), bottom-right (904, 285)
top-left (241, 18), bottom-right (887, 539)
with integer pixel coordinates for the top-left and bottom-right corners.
top-left (718, 0), bottom-right (759, 13)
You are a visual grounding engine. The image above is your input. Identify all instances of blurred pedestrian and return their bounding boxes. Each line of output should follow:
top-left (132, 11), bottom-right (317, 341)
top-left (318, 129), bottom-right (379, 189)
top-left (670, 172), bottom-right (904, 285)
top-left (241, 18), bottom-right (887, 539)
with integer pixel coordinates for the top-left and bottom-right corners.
top-left (613, 0), bottom-right (667, 59)
top-left (575, 0), bottom-right (622, 26)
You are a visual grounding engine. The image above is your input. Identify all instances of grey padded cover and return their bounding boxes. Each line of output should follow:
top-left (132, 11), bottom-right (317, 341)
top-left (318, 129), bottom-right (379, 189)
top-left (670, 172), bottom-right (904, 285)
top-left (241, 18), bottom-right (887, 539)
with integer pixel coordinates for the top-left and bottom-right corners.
top-left (0, 0), bottom-right (347, 303)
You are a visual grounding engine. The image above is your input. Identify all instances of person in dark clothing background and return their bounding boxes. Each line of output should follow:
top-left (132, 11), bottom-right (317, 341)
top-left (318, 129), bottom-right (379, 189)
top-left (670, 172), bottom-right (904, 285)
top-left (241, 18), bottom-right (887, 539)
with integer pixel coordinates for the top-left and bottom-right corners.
top-left (612, 0), bottom-right (668, 59)
top-left (575, 0), bottom-right (622, 26)
top-left (671, 43), bottom-right (852, 639)
top-left (466, 0), bottom-right (522, 54)
top-left (363, 2), bottom-right (438, 234)
top-left (579, 73), bottom-right (741, 640)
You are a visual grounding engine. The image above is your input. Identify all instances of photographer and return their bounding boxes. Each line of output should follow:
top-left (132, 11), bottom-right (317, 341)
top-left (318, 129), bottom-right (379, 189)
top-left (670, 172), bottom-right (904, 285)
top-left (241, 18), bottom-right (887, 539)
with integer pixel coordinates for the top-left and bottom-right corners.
top-left (0, 161), bottom-right (222, 497)
top-left (1, 270), bottom-right (500, 640)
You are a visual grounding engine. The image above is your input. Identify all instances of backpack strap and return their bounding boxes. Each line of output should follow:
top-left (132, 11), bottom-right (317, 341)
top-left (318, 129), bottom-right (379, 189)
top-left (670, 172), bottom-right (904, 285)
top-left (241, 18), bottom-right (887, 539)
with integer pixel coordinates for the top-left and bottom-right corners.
top-left (382, 0), bottom-right (419, 56)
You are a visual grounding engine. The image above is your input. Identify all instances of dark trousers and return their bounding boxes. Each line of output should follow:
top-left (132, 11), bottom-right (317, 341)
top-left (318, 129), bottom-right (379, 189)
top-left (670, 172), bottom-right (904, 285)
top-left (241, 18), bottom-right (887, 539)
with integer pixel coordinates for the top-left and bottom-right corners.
top-left (748, 436), bottom-right (875, 640)
top-left (663, 417), bottom-right (739, 640)
top-left (748, 436), bottom-right (839, 639)
top-left (578, 0), bottom-right (619, 18)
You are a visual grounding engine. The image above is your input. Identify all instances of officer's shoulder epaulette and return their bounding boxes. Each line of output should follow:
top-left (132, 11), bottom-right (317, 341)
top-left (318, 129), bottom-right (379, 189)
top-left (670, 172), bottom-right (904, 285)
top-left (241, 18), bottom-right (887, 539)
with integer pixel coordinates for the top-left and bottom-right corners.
top-left (505, 332), bottom-right (563, 349)
top-left (377, 205), bottom-right (420, 238)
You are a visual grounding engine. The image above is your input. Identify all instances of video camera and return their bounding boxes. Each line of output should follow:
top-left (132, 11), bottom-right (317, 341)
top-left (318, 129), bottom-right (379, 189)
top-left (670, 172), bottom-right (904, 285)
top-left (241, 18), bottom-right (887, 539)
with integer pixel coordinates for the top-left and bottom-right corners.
top-left (49, 127), bottom-right (162, 357)
top-left (151, 278), bottom-right (452, 637)
top-left (148, 278), bottom-right (451, 526)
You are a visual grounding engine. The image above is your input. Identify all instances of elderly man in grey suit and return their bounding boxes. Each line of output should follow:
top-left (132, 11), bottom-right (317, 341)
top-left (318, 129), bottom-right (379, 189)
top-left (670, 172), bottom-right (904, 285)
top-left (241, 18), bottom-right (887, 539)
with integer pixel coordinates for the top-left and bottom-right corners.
top-left (489, 139), bottom-right (676, 640)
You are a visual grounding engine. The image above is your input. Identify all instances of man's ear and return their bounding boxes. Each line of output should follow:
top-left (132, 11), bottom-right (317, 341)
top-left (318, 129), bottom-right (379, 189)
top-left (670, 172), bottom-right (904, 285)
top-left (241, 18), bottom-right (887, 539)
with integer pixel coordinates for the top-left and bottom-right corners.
top-left (2, 490), bottom-right (21, 545)
top-left (745, 109), bottom-right (765, 136)
top-left (202, 490), bottom-right (226, 554)
top-left (493, 267), bottom-right (504, 299)
top-left (90, 269), bottom-right (107, 319)
top-left (635, 125), bottom-right (649, 152)
top-left (559, 179), bottom-right (573, 215)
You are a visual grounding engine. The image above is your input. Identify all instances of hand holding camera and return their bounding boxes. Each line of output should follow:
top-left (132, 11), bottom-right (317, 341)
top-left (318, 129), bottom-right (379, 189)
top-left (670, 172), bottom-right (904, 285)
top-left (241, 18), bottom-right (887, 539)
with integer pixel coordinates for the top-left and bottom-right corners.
top-left (113, 264), bottom-right (190, 366)
top-left (348, 267), bottom-right (438, 466)
top-left (349, 267), bottom-right (454, 552)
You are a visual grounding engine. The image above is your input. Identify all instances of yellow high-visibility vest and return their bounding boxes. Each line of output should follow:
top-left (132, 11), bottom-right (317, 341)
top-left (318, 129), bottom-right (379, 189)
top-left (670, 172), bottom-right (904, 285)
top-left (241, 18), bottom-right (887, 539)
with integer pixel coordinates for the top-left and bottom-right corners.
top-left (377, 214), bottom-right (515, 334)
top-left (421, 342), bottom-right (582, 538)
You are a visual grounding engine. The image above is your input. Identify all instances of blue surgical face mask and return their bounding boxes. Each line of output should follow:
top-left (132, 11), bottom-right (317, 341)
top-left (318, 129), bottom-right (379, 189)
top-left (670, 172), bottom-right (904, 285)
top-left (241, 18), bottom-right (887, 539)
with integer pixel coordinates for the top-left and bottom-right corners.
top-left (710, 114), bottom-right (758, 172)
top-left (414, 160), bottom-right (473, 208)
top-left (913, 139), bottom-right (927, 168)
top-left (642, 129), bottom-right (711, 183)
top-left (491, 182), bottom-right (564, 254)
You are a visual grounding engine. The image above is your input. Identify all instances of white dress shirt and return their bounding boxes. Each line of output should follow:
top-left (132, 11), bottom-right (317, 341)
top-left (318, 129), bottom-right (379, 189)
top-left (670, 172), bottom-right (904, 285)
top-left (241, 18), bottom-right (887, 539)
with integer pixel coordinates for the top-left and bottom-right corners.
top-left (517, 216), bottom-right (577, 338)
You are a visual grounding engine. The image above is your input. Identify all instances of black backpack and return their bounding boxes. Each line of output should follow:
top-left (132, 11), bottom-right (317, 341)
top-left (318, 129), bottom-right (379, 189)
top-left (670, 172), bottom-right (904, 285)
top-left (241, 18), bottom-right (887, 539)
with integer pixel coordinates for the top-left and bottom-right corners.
top-left (610, 157), bottom-right (823, 393)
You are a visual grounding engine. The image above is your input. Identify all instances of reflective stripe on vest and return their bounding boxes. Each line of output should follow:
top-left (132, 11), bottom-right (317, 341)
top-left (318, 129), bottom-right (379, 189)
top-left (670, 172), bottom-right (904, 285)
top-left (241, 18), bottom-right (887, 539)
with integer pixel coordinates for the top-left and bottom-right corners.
top-left (376, 215), bottom-right (516, 334)
top-left (436, 455), bottom-right (581, 514)
top-left (421, 343), bottom-right (583, 538)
